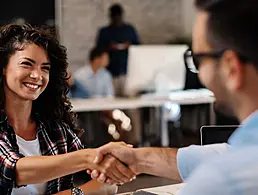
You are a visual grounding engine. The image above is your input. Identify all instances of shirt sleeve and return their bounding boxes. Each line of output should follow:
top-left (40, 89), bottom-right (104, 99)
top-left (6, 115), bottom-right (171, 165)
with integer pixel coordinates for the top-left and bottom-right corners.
top-left (0, 133), bottom-right (25, 187)
top-left (72, 79), bottom-right (89, 99)
top-left (177, 163), bottom-right (231, 195)
top-left (104, 72), bottom-right (115, 97)
top-left (177, 143), bottom-right (230, 181)
top-left (129, 25), bottom-right (140, 45)
top-left (96, 28), bottom-right (108, 48)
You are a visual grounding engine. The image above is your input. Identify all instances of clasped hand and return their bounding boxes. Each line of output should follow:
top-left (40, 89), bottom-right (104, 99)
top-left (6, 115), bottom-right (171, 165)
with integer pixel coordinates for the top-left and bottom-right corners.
top-left (88, 142), bottom-right (137, 185)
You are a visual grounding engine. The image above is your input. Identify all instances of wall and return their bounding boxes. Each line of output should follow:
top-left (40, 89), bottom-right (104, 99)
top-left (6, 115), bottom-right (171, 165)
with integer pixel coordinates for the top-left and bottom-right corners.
top-left (0, 0), bottom-right (54, 26)
top-left (56, 0), bottom-right (195, 72)
top-left (181, 0), bottom-right (195, 39)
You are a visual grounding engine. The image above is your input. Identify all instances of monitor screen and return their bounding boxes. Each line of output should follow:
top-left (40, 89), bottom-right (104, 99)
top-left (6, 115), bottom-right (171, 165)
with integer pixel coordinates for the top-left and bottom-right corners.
top-left (125, 45), bottom-right (188, 96)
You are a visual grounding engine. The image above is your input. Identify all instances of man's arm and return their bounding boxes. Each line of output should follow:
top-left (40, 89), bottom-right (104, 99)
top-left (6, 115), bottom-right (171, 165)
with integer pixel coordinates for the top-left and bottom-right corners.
top-left (93, 143), bottom-right (182, 182)
top-left (96, 28), bottom-right (108, 49)
top-left (129, 25), bottom-right (140, 45)
top-left (133, 147), bottom-right (182, 181)
top-left (140, 144), bottom-right (230, 181)
top-left (104, 72), bottom-right (115, 97)
top-left (92, 142), bottom-right (230, 183)
top-left (177, 163), bottom-right (228, 195)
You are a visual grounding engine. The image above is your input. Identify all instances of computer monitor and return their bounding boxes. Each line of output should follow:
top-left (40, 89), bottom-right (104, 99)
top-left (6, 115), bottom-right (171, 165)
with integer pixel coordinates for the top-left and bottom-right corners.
top-left (200, 125), bottom-right (239, 145)
top-left (125, 45), bottom-right (188, 96)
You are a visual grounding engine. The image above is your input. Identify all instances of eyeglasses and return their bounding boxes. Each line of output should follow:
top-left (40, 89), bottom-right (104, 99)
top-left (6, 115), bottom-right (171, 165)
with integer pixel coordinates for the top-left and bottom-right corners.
top-left (184, 48), bottom-right (226, 73)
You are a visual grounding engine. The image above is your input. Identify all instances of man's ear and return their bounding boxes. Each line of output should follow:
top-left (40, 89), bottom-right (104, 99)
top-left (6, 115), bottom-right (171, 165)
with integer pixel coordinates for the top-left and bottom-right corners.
top-left (221, 50), bottom-right (244, 92)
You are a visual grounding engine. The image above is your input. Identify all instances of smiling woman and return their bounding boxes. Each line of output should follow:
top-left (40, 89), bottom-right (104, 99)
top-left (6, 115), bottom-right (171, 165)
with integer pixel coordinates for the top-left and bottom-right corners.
top-left (0, 24), bottom-right (134, 195)
top-left (0, 24), bottom-right (74, 130)
top-left (4, 44), bottom-right (50, 101)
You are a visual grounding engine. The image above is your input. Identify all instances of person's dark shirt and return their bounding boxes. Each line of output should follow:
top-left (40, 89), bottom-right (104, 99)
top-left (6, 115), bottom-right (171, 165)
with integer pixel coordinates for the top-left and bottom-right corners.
top-left (96, 23), bottom-right (140, 77)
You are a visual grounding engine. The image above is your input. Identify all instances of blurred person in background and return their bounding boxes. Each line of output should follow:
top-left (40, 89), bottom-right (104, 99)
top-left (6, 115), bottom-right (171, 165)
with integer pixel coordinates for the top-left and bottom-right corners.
top-left (72, 47), bottom-right (115, 149)
top-left (73, 47), bottom-right (132, 148)
top-left (96, 3), bottom-right (140, 96)
top-left (67, 71), bottom-right (89, 99)
top-left (0, 24), bottom-right (136, 195)
top-left (96, 4), bottom-right (141, 146)
top-left (74, 47), bottom-right (114, 98)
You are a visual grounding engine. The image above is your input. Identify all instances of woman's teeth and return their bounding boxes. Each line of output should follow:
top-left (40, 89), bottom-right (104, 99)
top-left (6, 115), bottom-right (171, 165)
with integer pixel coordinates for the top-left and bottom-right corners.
top-left (24, 83), bottom-right (39, 89)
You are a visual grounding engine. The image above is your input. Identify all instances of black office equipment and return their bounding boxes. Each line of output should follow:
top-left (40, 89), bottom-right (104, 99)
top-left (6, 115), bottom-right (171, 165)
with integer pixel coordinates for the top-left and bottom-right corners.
top-left (200, 125), bottom-right (238, 145)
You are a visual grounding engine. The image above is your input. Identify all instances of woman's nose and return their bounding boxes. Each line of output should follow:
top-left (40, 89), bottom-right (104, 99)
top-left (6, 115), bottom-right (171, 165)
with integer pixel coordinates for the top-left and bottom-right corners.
top-left (29, 70), bottom-right (42, 81)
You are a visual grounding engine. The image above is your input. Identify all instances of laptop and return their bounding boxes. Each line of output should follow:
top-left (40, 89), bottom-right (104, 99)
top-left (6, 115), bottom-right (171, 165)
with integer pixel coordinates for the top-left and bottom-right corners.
top-left (200, 125), bottom-right (239, 145)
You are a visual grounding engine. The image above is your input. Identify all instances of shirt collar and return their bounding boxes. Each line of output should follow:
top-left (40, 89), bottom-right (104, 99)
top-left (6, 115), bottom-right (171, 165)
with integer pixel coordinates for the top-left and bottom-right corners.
top-left (229, 110), bottom-right (258, 147)
top-left (86, 65), bottom-right (103, 77)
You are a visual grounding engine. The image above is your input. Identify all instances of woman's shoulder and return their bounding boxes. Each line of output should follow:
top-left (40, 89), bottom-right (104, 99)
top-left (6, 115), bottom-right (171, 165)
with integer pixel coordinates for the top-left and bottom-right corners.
top-left (41, 119), bottom-right (72, 132)
top-left (35, 114), bottom-right (82, 139)
top-left (39, 119), bottom-right (84, 151)
top-left (40, 120), bottom-right (78, 140)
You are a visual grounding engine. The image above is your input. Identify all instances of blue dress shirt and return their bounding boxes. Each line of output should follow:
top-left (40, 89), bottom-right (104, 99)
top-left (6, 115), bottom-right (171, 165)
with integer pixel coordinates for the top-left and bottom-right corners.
top-left (74, 65), bottom-right (114, 98)
top-left (70, 79), bottom-right (89, 98)
top-left (177, 143), bottom-right (230, 181)
top-left (178, 111), bottom-right (258, 195)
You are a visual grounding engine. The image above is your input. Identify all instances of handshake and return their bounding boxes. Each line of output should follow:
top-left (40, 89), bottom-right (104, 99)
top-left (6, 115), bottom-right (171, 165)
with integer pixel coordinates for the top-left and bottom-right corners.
top-left (86, 142), bottom-right (139, 185)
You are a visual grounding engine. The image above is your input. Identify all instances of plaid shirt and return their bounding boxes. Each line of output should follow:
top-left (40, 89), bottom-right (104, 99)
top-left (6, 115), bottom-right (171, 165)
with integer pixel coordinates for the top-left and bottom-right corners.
top-left (0, 110), bottom-right (84, 195)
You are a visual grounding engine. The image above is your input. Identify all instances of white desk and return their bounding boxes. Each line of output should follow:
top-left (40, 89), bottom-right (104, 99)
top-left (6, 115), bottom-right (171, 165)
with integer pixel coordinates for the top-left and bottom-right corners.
top-left (117, 183), bottom-right (185, 195)
top-left (71, 89), bottom-right (215, 112)
top-left (71, 89), bottom-right (215, 147)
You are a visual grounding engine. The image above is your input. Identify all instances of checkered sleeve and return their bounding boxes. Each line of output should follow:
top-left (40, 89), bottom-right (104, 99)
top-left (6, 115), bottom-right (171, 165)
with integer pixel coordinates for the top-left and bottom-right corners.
top-left (0, 133), bottom-right (25, 187)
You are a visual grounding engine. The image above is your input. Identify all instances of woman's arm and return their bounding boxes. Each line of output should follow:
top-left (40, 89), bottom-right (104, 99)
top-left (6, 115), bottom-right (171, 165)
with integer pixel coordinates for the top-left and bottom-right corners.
top-left (16, 149), bottom-right (134, 186)
top-left (52, 180), bottom-right (118, 195)
top-left (15, 149), bottom-right (95, 185)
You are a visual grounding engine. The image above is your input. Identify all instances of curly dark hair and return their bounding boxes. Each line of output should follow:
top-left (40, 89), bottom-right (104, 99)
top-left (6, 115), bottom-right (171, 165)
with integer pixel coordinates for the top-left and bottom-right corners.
top-left (0, 24), bottom-right (79, 133)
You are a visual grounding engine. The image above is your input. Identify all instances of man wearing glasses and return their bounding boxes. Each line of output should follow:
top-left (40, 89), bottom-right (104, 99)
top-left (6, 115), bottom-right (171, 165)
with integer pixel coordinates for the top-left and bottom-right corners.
top-left (89, 0), bottom-right (258, 194)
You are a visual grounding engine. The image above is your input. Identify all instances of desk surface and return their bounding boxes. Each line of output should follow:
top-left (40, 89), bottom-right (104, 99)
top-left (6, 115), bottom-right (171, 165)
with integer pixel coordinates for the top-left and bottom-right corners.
top-left (71, 89), bottom-right (215, 112)
top-left (117, 183), bottom-right (185, 195)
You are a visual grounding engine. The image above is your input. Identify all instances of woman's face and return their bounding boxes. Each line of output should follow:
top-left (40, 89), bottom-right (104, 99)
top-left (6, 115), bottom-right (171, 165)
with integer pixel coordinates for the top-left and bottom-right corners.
top-left (3, 43), bottom-right (50, 101)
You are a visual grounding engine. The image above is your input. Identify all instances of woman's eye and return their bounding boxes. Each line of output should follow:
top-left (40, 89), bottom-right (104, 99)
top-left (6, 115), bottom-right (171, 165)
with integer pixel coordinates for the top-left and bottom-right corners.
top-left (21, 61), bottom-right (32, 66)
top-left (42, 66), bottom-right (50, 71)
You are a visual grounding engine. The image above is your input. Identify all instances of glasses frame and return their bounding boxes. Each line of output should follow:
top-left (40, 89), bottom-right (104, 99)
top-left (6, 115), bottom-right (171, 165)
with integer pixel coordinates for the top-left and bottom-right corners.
top-left (184, 48), bottom-right (226, 73)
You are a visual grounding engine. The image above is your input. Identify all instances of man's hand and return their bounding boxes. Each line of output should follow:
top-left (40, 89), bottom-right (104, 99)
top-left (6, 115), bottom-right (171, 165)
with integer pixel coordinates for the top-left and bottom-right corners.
top-left (94, 142), bottom-right (137, 172)
top-left (110, 42), bottom-right (131, 50)
top-left (87, 142), bottom-right (138, 184)
top-left (92, 154), bottom-right (135, 184)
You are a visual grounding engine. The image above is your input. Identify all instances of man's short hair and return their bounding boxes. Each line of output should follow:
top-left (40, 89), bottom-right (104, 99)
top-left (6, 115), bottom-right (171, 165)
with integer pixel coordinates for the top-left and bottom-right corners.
top-left (109, 3), bottom-right (124, 17)
top-left (195, 0), bottom-right (258, 69)
top-left (89, 47), bottom-right (107, 62)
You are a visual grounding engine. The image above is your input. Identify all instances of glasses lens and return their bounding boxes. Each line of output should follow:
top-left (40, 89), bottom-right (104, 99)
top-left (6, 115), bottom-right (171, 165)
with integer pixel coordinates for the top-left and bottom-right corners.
top-left (186, 50), bottom-right (199, 73)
